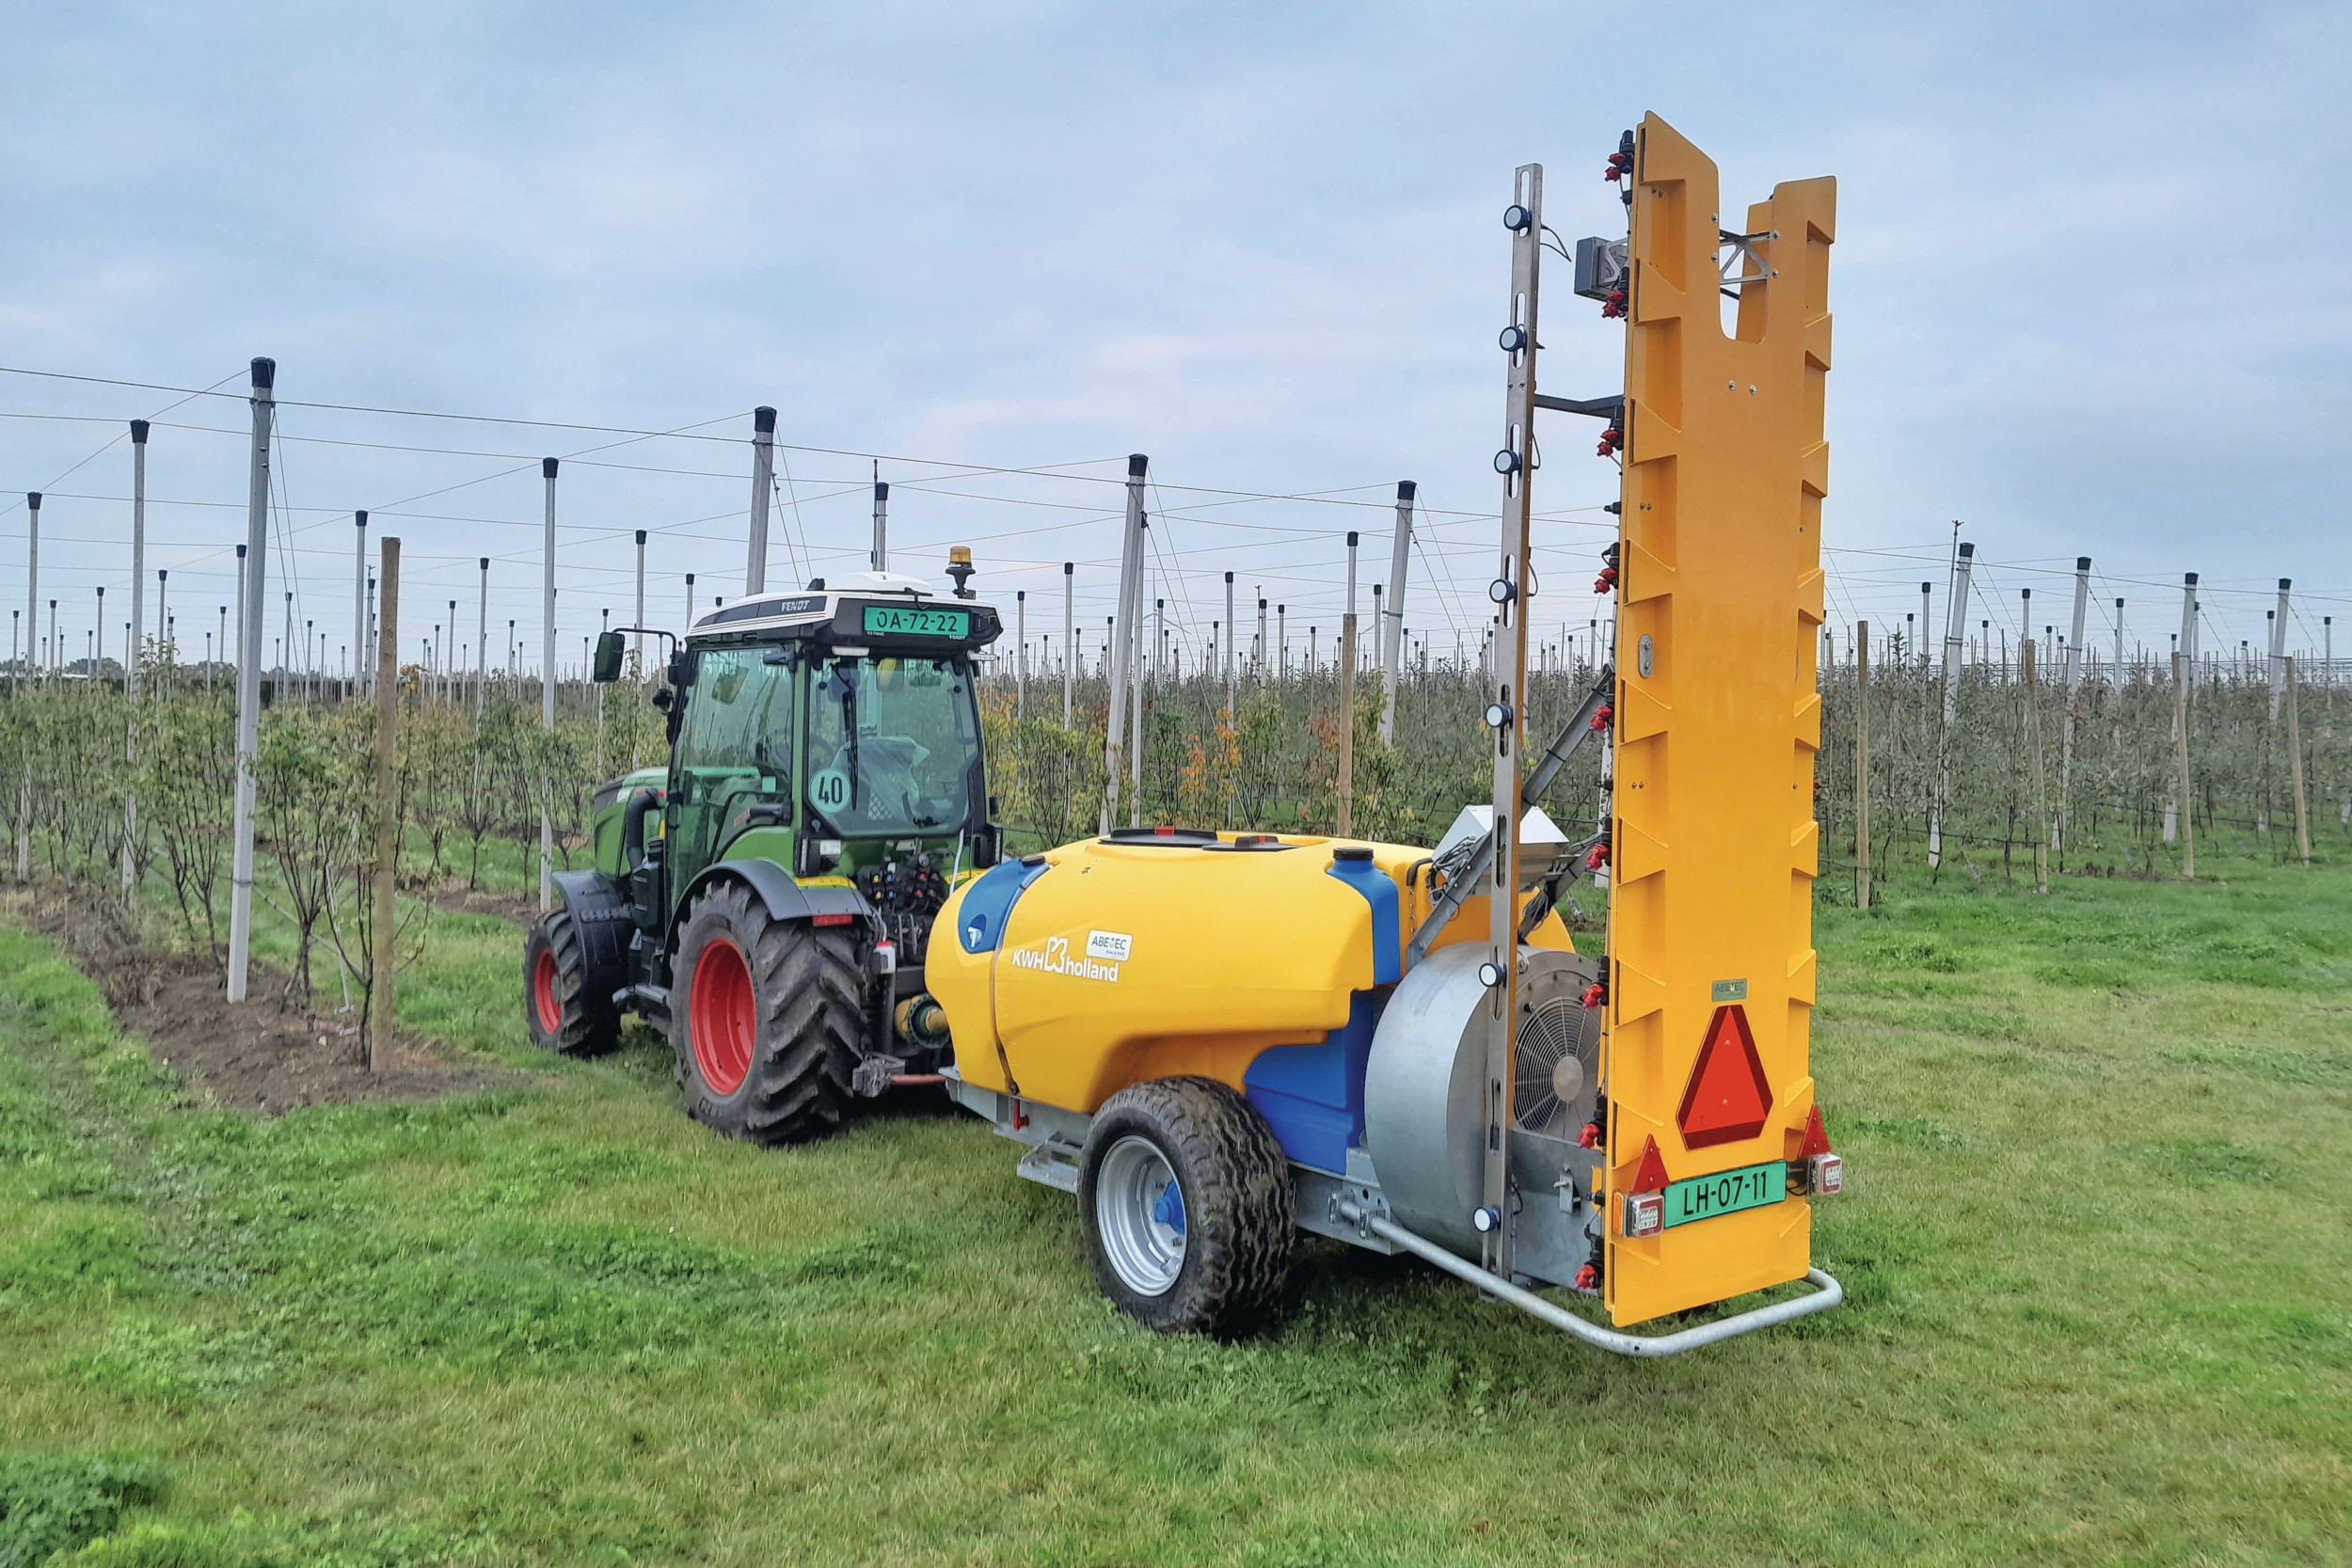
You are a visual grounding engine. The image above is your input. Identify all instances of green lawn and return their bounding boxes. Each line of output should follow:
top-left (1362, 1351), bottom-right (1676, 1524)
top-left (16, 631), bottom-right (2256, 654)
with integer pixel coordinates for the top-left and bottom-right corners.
top-left (1, 860), bottom-right (2347, 1566)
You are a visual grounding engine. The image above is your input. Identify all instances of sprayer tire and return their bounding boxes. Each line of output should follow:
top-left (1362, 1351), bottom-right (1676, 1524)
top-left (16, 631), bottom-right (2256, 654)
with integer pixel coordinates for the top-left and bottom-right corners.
top-left (671, 879), bottom-right (865, 1146)
top-left (523, 907), bottom-right (621, 1056)
top-left (1077, 1076), bottom-right (1293, 1338)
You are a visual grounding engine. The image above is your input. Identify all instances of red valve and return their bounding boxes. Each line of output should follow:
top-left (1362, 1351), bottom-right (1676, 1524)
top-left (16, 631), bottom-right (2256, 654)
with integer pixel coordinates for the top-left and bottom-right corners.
top-left (1600, 299), bottom-right (1622, 320)
top-left (1589, 704), bottom-right (1613, 731)
top-left (1573, 1262), bottom-right (1600, 1290)
top-left (1578, 1121), bottom-right (1602, 1148)
top-left (1604, 150), bottom-right (1631, 183)
top-left (1597, 425), bottom-right (1622, 457)
top-left (1585, 843), bottom-right (1611, 871)
top-left (1581, 981), bottom-right (1606, 1010)
top-left (1593, 566), bottom-right (1617, 594)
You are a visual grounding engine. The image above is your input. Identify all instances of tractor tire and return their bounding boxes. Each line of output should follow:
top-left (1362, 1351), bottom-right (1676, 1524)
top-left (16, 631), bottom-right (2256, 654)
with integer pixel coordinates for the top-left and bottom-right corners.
top-left (523, 907), bottom-right (621, 1056)
top-left (1077, 1076), bottom-right (1293, 1338)
top-left (670, 879), bottom-right (865, 1146)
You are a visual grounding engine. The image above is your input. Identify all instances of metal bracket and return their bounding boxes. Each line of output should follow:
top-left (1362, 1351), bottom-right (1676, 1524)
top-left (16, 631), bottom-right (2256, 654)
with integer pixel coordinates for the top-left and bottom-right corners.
top-left (1335, 1200), bottom-right (1842, 1358)
top-left (1718, 228), bottom-right (1778, 300)
top-left (1532, 393), bottom-right (1624, 420)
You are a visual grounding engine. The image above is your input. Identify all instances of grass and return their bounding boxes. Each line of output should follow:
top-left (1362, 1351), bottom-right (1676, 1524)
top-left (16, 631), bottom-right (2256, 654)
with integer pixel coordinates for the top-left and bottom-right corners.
top-left (1, 863), bottom-right (2347, 1565)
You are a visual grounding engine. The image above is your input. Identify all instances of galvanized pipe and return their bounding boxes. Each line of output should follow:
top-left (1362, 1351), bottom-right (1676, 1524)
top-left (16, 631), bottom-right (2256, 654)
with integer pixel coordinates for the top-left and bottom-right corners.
top-left (1336, 1200), bottom-right (1842, 1358)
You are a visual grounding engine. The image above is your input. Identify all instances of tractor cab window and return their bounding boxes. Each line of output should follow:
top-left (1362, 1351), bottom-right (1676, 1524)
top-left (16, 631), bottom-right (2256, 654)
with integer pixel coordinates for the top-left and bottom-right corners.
top-left (803, 655), bottom-right (979, 838)
top-left (674, 646), bottom-right (795, 825)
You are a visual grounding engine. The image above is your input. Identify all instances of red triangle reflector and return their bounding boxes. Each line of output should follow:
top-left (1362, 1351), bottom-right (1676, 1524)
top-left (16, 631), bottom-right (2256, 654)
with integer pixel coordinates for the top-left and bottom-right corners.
top-left (1798, 1103), bottom-right (1832, 1158)
top-left (1626, 1134), bottom-right (1671, 1195)
top-left (1677, 1005), bottom-right (1773, 1149)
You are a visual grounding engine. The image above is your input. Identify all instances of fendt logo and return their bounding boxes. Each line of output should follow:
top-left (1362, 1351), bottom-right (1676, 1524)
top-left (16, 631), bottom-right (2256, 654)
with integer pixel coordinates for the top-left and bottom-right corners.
top-left (1009, 933), bottom-right (1121, 983)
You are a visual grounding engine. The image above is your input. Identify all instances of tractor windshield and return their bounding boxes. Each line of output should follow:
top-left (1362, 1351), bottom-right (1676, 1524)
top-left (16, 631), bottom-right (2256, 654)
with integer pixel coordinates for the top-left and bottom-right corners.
top-left (804, 654), bottom-right (981, 838)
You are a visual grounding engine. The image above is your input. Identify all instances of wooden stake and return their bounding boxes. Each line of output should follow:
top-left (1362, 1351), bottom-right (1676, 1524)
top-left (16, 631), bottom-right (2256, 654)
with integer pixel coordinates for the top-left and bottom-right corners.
top-left (1855, 621), bottom-right (1870, 909)
top-left (2172, 650), bottom-right (2195, 880)
top-left (2024, 639), bottom-right (2047, 893)
top-left (370, 538), bottom-right (401, 1072)
top-left (2286, 656), bottom-right (2312, 867)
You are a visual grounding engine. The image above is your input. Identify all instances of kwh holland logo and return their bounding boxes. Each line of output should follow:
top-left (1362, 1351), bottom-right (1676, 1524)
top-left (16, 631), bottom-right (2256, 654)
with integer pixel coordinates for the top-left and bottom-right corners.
top-left (1009, 933), bottom-right (1122, 983)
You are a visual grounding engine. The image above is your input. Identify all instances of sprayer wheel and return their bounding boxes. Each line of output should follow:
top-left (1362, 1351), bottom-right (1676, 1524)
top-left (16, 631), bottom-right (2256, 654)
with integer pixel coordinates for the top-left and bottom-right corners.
top-left (522, 907), bottom-right (620, 1056)
top-left (671, 879), bottom-right (865, 1146)
top-left (1077, 1076), bottom-right (1293, 1338)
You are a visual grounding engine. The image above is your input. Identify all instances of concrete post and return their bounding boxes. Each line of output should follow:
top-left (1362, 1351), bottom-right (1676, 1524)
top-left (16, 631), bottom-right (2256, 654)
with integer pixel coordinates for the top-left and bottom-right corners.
top-left (540, 457), bottom-right (559, 913)
top-left (1102, 455), bottom-right (1146, 834)
top-left (1855, 621), bottom-right (1870, 909)
top-left (353, 512), bottom-right (369, 696)
top-left (1062, 562), bottom-right (1074, 727)
top-left (746, 406), bottom-right (776, 595)
top-left (228, 357), bottom-right (275, 1003)
top-left (2269, 578), bottom-right (2291, 719)
top-left (371, 537), bottom-right (400, 1070)
top-left (634, 530), bottom-right (648, 674)
top-left (1380, 480), bottom-right (1414, 744)
top-left (870, 471), bottom-right (889, 572)
top-left (1929, 543), bottom-right (1974, 868)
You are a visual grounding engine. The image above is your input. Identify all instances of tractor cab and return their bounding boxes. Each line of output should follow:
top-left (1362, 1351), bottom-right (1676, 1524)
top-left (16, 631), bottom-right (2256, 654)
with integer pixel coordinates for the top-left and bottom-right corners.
top-left (649, 572), bottom-right (1003, 903)
top-left (531, 566), bottom-right (1004, 1144)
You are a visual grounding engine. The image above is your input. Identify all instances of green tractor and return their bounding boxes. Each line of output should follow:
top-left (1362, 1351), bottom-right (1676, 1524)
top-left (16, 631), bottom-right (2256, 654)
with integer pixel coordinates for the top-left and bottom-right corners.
top-left (523, 566), bottom-right (1005, 1144)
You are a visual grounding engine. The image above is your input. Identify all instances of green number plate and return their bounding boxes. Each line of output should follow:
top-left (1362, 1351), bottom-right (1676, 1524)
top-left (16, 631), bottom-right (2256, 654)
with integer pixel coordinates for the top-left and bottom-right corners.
top-left (1661, 1161), bottom-right (1786, 1229)
top-left (862, 605), bottom-right (971, 639)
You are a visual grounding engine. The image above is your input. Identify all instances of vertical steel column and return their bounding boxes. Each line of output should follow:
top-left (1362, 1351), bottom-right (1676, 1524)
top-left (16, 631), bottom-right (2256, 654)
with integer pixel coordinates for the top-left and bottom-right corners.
top-left (1102, 455), bottom-right (1146, 834)
top-left (540, 457), bottom-right (559, 913)
top-left (1855, 622), bottom-right (1870, 909)
top-left (1222, 572), bottom-right (1235, 715)
top-left (1061, 562), bottom-right (1075, 726)
top-left (1484, 165), bottom-right (1543, 1281)
top-left (22, 492), bottom-right (38, 681)
top-left (633, 530), bottom-right (648, 673)
top-left (227, 357), bottom-right (275, 1002)
top-left (2056, 556), bottom-right (2090, 857)
top-left (123, 423), bottom-right (150, 896)
top-left (870, 472), bottom-right (889, 573)
top-left (745, 406), bottom-right (776, 595)
top-left (1928, 543), bottom-right (1974, 868)
top-left (2114, 598), bottom-right (2125, 675)
top-left (1338, 531), bottom-right (1359, 836)
top-left (1381, 481), bottom-right (1414, 745)
top-left (352, 512), bottom-right (369, 695)
top-left (1015, 591), bottom-right (1027, 720)
top-left (1128, 524), bottom-right (1147, 826)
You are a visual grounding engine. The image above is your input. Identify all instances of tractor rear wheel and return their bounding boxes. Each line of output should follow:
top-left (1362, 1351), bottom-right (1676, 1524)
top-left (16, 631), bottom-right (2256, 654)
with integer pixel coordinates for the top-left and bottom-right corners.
top-left (670, 879), bottom-right (865, 1145)
top-left (523, 907), bottom-right (621, 1056)
top-left (1077, 1076), bottom-right (1293, 1338)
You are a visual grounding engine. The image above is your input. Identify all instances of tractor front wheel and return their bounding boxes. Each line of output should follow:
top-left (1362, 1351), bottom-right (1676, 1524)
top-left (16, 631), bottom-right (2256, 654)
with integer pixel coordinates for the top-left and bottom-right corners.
top-left (670, 879), bottom-right (865, 1145)
top-left (1077, 1077), bottom-right (1293, 1338)
top-left (523, 907), bottom-right (621, 1056)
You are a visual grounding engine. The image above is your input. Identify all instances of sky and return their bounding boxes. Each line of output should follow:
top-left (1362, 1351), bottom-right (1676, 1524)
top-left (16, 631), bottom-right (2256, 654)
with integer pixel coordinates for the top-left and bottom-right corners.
top-left (1, 0), bottom-right (2345, 676)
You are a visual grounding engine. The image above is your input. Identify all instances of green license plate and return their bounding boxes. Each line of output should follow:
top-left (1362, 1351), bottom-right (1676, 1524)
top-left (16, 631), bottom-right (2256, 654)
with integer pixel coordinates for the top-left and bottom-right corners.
top-left (1661, 1161), bottom-right (1786, 1229)
top-left (863, 605), bottom-right (971, 639)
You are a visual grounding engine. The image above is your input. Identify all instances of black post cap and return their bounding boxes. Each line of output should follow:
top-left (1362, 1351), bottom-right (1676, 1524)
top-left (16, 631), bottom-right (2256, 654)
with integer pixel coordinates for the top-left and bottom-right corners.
top-left (1063, 562), bottom-right (1073, 575)
top-left (1224, 570), bottom-right (1233, 583)
top-left (249, 357), bottom-right (275, 388)
top-left (542, 457), bottom-right (560, 479)
top-left (1957, 543), bottom-right (1974, 557)
top-left (636, 529), bottom-right (647, 544)
top-left (754, 406), bottom-right (777, 434)
top-left (236, 544), bottom-right (246, 557)
top-left (1127, 454), bottom-right (1148, 476)
top-left (24, 492), bottom-right (39, 509)
top-left (1397, 480), bottom-right (1417, 500)
top-left (1346, 531), bottom-right (1359, 546)
top-left (2076, 556), bottom-right (2091, 570)
top-left (685, 573), bottom-right (695, 584)
top-left (2280, 578), bottom-right (2292, 590)
top-left (355, 509), bottom-right (368, 526)
top-left (479, 557), bottom-right (490, 569)
top-left (129, 419), bottom-right (150, 444)
top-left (2184, 572), bottom-right (2198, 584)
top-left (875, 480), bottom-right (888, 499)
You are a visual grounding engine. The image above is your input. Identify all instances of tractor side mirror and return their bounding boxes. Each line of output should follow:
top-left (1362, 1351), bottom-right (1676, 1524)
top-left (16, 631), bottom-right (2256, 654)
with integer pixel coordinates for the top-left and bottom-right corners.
top-left (971, 822), bottom-right (1001, 869)
top-left (650, 688), bottom-right (674, 715)
top-left (591, 630), bottom-right (626, 683)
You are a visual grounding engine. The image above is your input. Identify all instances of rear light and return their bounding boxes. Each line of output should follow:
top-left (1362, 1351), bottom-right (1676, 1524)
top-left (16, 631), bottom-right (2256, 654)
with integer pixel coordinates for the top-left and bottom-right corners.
top-left (1786, 1151), bottom-right (1844, 1196)
top-left (1622, 1191), bottom-right (1663, 1238)
top-left (872, 939), bottom-right (897, 976)
top-left (812, 912), bottom-right (853, 927)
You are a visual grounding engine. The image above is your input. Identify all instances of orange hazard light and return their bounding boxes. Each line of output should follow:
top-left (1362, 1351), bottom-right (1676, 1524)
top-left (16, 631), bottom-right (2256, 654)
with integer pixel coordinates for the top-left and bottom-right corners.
top-left (1676, 1005), bottom-right (1773, 1148)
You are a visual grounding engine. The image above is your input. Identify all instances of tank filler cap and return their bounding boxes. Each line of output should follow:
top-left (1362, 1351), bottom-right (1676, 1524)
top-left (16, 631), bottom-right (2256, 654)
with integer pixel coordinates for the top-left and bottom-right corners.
top-left (1333, 847), bottom-right (1374, 863)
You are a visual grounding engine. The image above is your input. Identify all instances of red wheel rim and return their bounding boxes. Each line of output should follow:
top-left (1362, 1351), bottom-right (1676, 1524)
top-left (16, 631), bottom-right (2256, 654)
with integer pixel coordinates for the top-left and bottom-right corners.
top-left (690, 936), bottom-right (756, 1096)
top-left (532, 948), bottom-right (562, 1035)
